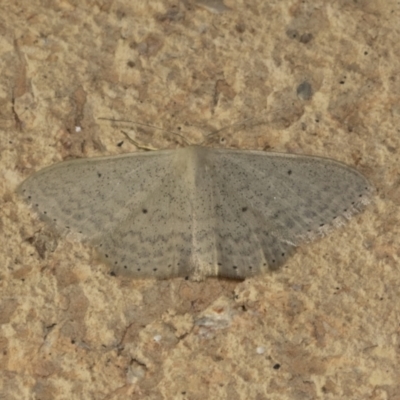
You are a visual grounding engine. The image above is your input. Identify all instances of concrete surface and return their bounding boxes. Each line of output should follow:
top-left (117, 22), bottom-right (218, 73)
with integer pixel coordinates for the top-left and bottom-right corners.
top-left (1, 0), bottom-right (399, 399)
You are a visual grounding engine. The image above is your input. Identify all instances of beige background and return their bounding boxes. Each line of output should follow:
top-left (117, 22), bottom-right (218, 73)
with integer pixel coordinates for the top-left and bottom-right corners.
top-left (1, 1), bottom-right (399, 399)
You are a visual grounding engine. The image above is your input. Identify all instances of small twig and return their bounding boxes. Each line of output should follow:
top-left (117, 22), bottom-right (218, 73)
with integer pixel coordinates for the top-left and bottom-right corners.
top-left (120, 130), bottom-right (158, 151)
top-left (98, 117), bottom-right (191, 145)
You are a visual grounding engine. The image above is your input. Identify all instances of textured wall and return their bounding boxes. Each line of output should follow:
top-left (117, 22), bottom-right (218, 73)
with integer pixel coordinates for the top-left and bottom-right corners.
top-left (1, 1), bottom-right (398, 399)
